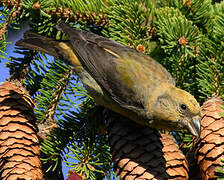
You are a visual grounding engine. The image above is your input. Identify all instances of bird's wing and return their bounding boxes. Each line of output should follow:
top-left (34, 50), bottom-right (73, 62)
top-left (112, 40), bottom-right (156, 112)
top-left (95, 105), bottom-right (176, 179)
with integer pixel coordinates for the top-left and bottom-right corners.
top-left (56, 22), bottom-right (175, 109)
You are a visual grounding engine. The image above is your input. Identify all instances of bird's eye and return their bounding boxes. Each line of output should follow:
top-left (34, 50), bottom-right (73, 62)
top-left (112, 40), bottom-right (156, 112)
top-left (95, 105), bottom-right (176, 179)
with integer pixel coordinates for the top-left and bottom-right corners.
top-left (180, 104), bottom-right (187, 110)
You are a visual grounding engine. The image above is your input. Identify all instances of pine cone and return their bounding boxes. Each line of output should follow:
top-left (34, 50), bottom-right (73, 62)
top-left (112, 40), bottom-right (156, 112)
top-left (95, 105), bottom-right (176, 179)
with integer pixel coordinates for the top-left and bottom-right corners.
top-left (67, 170), bottom-right (86, 180)
top-left (105, 109), bottom-right (188, 179)
top-left (161, 133), bottom-right (189, 180)
top-left (194, 97), bottom-right (224, 179)
top-left (0, 82), bottom-right (42, 179)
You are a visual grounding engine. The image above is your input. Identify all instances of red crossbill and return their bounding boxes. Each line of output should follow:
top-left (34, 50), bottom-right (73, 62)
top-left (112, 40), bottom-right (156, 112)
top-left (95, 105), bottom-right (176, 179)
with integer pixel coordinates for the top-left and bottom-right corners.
top-left (16, 22), bottom-right (201, 137)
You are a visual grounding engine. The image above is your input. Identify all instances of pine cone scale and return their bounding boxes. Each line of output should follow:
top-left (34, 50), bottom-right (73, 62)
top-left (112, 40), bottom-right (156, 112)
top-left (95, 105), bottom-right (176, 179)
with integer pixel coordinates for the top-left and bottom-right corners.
top-left (195, 97), bottom-right (224, 179)
top-left (106, 110), bottom-right (188, 179)
top-left (0, 82), bottom-right (42, 179)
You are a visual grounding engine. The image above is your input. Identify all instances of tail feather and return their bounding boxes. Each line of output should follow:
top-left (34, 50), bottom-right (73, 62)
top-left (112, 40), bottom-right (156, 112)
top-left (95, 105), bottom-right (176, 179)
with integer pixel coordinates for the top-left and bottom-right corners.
top-left (15, 31), bottom-right (60, 58)
top-left (16, 31), bottom-right (85, 73)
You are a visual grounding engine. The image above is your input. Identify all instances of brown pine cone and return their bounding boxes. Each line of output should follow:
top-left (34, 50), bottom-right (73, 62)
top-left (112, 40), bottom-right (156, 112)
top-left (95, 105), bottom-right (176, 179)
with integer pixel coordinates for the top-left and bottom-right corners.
top-left (105, 109), bottom-right (188, 179)
top-left (0, 82), bottom-right (42, 179)
top-left (161, 133), bottom-right (189, 180)
top-left (67, 170), bottom-right (86, 180)
top-left (194, 97), bottom-right (224, 179)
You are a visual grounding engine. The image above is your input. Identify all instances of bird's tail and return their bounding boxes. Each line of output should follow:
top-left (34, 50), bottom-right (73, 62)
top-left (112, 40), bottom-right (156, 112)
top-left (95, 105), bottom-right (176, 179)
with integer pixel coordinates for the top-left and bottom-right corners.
top-left (16, 31), bottom-right (83, 73)
top-left (16, 31), bottom-right (60, 58)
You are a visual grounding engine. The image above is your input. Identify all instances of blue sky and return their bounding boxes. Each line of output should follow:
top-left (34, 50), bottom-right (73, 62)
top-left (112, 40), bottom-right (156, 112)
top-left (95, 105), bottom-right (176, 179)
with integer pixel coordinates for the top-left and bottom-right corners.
top-left (1, 22), bottom-right (29, 81)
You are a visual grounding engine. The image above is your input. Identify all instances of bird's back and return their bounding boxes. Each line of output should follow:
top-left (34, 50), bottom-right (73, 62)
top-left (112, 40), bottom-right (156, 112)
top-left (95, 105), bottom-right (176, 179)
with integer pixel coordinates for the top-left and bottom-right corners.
top-left (56, 22), bottom-right (175, 111)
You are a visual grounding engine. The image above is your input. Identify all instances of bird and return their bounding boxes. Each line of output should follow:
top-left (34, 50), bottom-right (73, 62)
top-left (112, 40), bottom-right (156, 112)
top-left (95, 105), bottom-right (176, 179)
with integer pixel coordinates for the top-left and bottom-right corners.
top-left (16, 21), bottom-right (201, 137)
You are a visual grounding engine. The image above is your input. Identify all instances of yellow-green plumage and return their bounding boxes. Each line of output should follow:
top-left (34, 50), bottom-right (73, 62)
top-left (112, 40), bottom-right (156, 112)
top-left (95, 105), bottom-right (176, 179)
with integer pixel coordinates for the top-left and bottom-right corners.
top-left (16, 21), bottom-right (201, 137)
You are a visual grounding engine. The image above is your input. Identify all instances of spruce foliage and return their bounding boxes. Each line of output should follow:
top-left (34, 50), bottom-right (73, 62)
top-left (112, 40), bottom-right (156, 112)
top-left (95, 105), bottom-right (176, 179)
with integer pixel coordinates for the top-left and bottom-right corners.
top-left (0, 0), bottom-right (224, 179)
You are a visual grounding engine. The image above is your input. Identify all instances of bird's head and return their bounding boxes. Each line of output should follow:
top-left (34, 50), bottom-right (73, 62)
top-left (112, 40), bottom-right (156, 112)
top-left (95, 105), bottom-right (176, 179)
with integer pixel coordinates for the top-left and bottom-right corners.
top-left (149, 84), bottom-right (201, 138)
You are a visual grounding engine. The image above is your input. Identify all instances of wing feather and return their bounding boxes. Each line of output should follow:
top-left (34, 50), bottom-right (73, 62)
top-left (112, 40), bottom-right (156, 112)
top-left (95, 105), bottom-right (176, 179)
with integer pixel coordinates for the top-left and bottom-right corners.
top-left (56, 22), bottom-right (175, 109)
